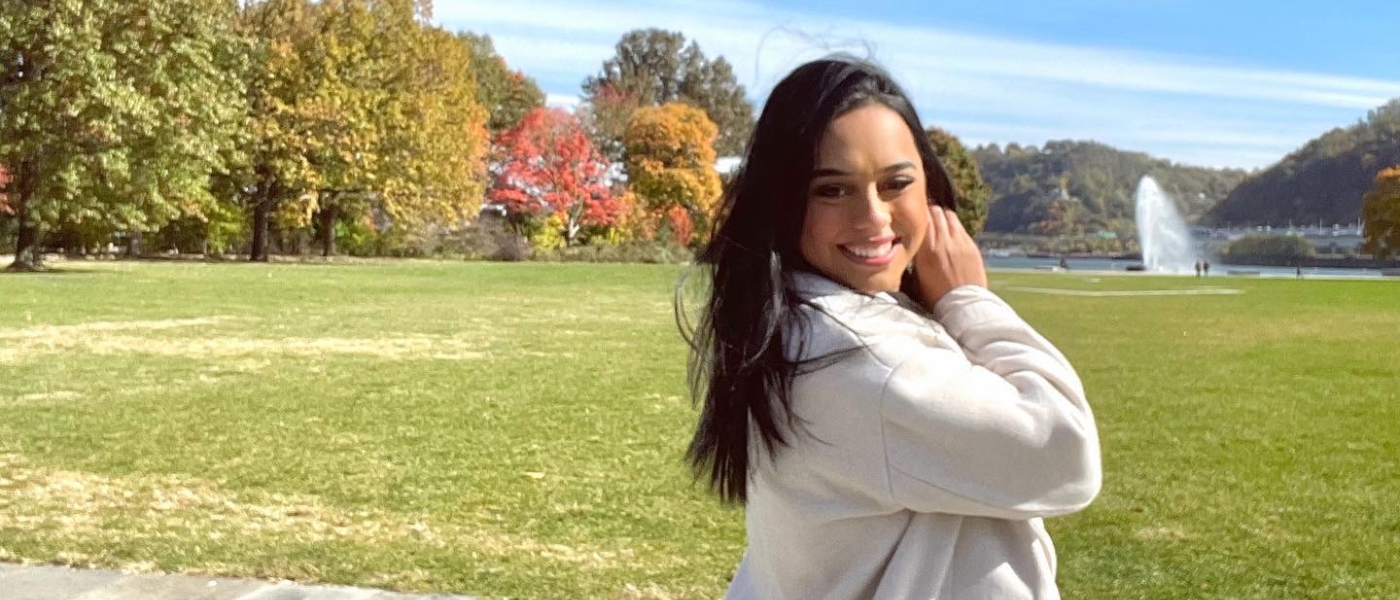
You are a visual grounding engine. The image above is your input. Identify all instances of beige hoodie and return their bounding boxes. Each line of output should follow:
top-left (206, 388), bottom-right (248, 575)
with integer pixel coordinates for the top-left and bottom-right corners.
top-left (725, 272), bottom-right (1102, 600)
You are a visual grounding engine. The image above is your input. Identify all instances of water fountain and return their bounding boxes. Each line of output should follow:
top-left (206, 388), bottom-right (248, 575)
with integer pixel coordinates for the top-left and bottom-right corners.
top-left (1134, 176), bottom-right (1197, 273)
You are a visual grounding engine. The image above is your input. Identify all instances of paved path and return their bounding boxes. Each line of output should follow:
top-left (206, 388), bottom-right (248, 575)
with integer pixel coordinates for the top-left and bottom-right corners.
top-left (0, 563), bottom-right (478, 600)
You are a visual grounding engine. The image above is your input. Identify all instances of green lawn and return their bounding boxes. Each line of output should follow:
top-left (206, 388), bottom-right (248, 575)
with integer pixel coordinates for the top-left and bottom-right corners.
top-left (1, 261), bottom-right (1397, 599)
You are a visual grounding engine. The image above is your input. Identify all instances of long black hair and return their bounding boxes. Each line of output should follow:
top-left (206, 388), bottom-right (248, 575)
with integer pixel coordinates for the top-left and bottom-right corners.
top-left (678, 56), bottom-right (958, 504)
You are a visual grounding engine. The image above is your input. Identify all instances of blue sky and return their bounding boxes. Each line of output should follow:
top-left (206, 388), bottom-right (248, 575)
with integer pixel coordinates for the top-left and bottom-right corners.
top-left (435, 0), bottom-right (1400, 169)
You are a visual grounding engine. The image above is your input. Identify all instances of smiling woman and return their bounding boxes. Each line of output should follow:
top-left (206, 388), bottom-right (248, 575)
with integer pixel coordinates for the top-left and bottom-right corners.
top-left (679, 56), bottom-right (1101, 599)
top-left (800, 105), bottom-right (929, 293)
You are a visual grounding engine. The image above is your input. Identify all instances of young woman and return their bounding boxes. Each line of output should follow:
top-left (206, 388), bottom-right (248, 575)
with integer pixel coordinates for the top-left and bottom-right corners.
top-left (680, 57), bottom-right (1102, 599)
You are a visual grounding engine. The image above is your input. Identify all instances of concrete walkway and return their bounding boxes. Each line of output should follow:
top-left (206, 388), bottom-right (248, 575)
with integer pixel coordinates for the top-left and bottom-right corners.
top-left (0, 563), bottom-right (478, 600)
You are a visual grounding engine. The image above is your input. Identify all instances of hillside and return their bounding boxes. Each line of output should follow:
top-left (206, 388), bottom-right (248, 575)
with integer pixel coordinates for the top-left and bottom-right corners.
top-left (972, 140), bottom-right (1248, 235)
top-left (1206, 99), bottom-right (1400, 227)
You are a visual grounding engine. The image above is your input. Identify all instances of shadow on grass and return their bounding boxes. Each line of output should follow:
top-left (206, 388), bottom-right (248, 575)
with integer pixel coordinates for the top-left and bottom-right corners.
top-left (2, 266), bottom-right (106, 275)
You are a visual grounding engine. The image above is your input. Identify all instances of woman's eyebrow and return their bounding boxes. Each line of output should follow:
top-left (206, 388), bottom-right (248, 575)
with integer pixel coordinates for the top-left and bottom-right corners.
top-left (812, 161), bottom-right (915, 178)
top-left (812, 167), bottom-right (851, 178)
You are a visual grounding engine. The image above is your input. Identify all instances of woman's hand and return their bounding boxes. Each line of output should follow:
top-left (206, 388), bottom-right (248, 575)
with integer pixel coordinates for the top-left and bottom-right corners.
top-left (913, 205), bottom-right (988, 308)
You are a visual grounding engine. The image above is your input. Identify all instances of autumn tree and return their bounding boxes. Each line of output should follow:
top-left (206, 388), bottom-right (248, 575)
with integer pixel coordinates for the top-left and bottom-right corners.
top-left (235, 0), bottom-right (488, 259)
top-left (234, 0), bottom-right (318, 261)
top-left (926, 127), bottom-right (991, 236)
top-left (382, 27), bottom-right (490, 243)
top-left (1362, 166), bottom-right (1400, 258)
top-left (286, 0), bottom-right (396, 257)
top-left (0, 166), bottom-right (11, 217)
top-left (0, 0), bottom-right (247, 270)
top-left (624, 103), bottom-right (722, 245)
top-left (489, 107), bottom-right (618, 247)
top-left (576, 83), bottom-right (641, 165)
top-left (582, 29), bottom-right (753, 160)
top-left (459, 32), bottom-right (546, 134)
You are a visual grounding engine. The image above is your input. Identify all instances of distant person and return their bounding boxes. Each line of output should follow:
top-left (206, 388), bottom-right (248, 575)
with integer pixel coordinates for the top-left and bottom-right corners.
top-left (1297, 265), bottom-right (1303, 279)
top-left (1203, 260), bottom-right (1211, 276)
top-left (679, 56), bottom-right (1101, 600)
top-left (1195, 260), bottom-right (1202, 278)
top-left (1059, 256), bottom-right (1069, 270)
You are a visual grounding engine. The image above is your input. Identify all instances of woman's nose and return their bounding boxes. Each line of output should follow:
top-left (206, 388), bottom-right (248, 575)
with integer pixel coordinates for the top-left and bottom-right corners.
top-left (853, 186), bottom-right (892, 231)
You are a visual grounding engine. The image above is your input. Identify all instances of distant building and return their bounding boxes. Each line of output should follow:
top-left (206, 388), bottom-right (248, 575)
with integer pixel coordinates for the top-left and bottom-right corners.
top-left (1195, 223), bottom-right (1369, 256)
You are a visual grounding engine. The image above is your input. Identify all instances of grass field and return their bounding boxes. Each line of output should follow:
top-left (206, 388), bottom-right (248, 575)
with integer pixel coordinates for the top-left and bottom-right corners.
top-left (1, 261), bottom-right (1398, 599)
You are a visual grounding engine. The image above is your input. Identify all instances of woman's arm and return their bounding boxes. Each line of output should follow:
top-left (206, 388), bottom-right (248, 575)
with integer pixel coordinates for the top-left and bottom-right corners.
top-left (878, 285), bottom-right (1101, 520)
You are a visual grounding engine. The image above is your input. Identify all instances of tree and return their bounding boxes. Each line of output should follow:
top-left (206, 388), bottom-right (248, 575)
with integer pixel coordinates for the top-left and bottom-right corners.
top-left (381, 26), bottom-right (489, 245)
top-left (624, 103), bottom-right (722, 245)
top-left (926, 127), bottom-right (990, 235)
top-left (1222, 234), bottom-right (1316, 264)
top-left (0, 0), bottom-right (248, 270)
top-left (582, 29), bottom-right (753, 159)
top-left (459, 32), bottom-right (545, 135)
top-left (235, 0), bottom-right (488, 259)
top-left (0, 165), bottom-right (11, 216)
top-left (1362, 166), bottom-right (1400, 258)
top-left (576, 83), bottom-right (640, 165)
top-left (488, 107), bottom-right (619, 247)
top-left (231, 0), bottom-right (317, 261)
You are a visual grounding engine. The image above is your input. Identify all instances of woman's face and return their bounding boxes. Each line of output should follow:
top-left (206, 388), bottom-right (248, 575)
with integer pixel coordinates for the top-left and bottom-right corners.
top-left (799, 103), bottom-right (930, 294)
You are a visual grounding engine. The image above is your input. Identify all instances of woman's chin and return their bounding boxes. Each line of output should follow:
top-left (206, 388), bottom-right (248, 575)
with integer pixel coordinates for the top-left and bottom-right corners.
top-left (835, 269), bottom-right (905, 294)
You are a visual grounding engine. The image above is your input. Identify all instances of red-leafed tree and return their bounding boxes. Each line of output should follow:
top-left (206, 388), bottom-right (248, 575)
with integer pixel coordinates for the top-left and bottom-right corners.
top-left (488, 107), bottom-right (619, 246)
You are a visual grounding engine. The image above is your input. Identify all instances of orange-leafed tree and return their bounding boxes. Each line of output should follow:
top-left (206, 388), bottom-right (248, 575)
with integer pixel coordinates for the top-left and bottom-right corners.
top-left (488, 107), bottom-right (619, 246)
top-left (624, 102), bottom-right (721, 245)
top-left (0, 165), bottom-right (11, 216)
top-left (1362, 166), bottom-right (1400, 258)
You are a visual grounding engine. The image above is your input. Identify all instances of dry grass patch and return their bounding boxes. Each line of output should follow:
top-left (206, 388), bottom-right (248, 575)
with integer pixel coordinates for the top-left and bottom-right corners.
top-left (0, 454), bottom-right (638, 576)
top-left (0, 320), bottom-right (492, 363)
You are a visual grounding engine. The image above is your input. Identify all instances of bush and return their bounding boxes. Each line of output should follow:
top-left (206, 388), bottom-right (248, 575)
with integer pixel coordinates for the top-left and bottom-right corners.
top-left (533, 240), bottom-right (691, 264)
top-left (451, 216), bottom-right (532, 261)
top-left (1222, 234), bottom-right (1316, 264)
top-left (492, 234), bottom-right (533, 261)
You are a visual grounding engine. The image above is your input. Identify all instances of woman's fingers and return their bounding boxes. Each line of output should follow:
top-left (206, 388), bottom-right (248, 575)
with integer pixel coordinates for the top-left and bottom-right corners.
top-left (931, 203), bottom-right (950, 248)
top-left (946, 207), bottom-right (966, 238)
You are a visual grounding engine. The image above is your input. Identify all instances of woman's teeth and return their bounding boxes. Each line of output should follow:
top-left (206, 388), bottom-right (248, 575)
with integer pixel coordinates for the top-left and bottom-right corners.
top-left (844, 241), bottom-right (893, 257)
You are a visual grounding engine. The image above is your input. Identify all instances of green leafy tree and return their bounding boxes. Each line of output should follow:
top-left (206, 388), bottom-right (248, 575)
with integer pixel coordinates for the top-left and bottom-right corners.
top-left (1222, 234), bottom-right (1316, 264)
top-left (235, 0), bottom-right (488, 259)
top-left (582, 29), bottom-right (753, 160)
top-left (926, 127), bottom-right (990, 235)
top-left (459, 32), bottom-right (545, 134)
top-left (233, 0), bottom-right (318, 261)
top-left (0, 0), bottom-right (248, 270)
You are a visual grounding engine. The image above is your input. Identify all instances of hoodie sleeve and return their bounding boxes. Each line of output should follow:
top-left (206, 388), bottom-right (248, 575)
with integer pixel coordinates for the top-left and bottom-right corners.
top-left (878, 285), bottom-right (1102, 519)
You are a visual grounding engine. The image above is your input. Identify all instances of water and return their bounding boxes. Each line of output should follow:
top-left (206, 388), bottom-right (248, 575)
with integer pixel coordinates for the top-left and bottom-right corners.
top-left (1135, 176), bottom-right (1197, 273)
top-left (984, 256), bottom-right (1388, 279)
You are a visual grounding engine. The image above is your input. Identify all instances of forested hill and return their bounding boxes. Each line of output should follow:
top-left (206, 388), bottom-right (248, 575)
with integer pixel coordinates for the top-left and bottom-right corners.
top-left (971, 140), bottom-right (1248, 235)
top-left (1205, 99), bottom-right (1400, 227)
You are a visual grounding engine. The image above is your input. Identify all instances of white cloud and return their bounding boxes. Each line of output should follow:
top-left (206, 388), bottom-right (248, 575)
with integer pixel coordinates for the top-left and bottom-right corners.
top-left (545, 93), bottom-right (582, 111)
top-left (436, 0), bottom-right (1400, 168)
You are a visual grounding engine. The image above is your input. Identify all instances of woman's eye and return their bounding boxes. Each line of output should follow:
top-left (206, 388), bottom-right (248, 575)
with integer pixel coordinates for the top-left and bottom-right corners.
top-left (813, 184), bottom-right (847, 198)
top-left (882, 178), bottom-right (914, 193)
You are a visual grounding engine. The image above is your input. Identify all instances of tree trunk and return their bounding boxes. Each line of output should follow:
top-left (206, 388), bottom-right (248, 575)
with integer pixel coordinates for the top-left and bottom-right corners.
top-left (8, 161), bottom-right (42, 272)
top-left (125, 232), bottom-right (143, 258)
top-left (321, 204), bottom-right (338, 257)
top-left (11, 218), bottom-right (41, 271)
top-left (250, 198), bottom-right (271, 262)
